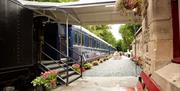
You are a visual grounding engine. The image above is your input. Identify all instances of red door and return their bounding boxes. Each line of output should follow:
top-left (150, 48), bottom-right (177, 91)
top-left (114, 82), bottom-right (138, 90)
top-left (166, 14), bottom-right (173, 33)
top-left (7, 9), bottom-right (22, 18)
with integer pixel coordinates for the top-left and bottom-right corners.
top-left (171, 0), bottom-right (180, 63)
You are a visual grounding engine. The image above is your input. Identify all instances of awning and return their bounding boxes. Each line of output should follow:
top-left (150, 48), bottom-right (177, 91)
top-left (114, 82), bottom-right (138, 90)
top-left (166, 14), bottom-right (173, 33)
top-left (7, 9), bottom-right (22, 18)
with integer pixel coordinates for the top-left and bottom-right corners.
top-left (16, 0), bottom-right (141, 25)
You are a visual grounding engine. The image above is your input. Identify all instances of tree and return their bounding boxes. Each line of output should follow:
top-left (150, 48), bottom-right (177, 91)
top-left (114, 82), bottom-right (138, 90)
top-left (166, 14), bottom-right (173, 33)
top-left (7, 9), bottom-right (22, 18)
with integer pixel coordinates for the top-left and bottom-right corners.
top-left (116, 39), bottom-right (126, 52)
top-left (34, 0), bottom-right (79, 3)
top-left (84, 25), bottom-right (116, 47)
top-left (117, 23), bottom-right (141, 51)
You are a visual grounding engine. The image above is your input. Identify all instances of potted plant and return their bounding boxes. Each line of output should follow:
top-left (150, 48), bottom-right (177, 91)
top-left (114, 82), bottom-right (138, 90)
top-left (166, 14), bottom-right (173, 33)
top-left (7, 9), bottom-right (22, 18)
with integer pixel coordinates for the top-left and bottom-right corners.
top-left (92, 61), bottom-right (99, 66)
top-left (41, 70), bottom-right (58, 89)
top-left (83, 63), bottom-right (92, 70)
top-left (72, 64), bottom-right (81, 73)
top-left (72, 63), bottom-right (86, 73)
top-left (31, 76), bottom-right (47, 91)
top-left (31, 70), bottom-right (58, 91)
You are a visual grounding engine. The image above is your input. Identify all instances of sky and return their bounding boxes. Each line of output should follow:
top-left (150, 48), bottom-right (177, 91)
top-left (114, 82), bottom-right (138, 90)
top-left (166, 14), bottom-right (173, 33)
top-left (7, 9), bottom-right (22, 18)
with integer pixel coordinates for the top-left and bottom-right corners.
top-left (79, 0), bottom-right (122, 41)
top-left (109, 24), bottom-right (122, 40)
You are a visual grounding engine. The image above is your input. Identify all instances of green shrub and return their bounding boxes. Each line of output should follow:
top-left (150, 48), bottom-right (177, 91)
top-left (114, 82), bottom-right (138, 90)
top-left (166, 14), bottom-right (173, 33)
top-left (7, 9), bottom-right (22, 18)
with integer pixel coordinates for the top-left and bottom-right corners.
top-left (92, 61), bottom-right (99, 66)
top-left (83, 63), bottom-right (92, 69)
top-left (99, 60), bottom-right (103, 63)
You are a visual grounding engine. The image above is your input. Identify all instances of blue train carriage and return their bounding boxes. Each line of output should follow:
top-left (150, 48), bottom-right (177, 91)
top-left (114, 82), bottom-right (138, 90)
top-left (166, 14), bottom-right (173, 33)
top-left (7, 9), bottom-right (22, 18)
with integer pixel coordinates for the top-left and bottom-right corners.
top-left (69, 25), bottom-right (115, 63)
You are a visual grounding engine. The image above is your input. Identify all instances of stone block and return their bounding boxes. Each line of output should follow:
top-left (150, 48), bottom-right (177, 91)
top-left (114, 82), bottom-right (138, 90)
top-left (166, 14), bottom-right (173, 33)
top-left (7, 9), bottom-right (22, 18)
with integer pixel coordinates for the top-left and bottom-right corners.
top-left (155, 61), bottom-right (171, 70)
top-left (152, 63), bottom-right (180, 91)
top-left (153, 20), bottom-right (173, 40)
top-left (148, 0), bottom-right (171, 22)
top-left (149, 23), bottom-right (157, 41)
top-left (156, 40), bottom-right (173, 61)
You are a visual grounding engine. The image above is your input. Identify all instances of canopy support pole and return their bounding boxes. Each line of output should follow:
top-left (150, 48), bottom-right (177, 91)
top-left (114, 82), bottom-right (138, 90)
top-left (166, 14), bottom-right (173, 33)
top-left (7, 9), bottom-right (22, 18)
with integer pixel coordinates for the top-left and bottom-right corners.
top-left (66, 14), bottom-right (69, 57)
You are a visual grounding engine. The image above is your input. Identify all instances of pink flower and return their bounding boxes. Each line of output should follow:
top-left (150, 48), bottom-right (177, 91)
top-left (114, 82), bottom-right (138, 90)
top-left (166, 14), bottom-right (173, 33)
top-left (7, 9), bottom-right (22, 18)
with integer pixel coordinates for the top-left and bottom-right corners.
top-left (72, 64), bottom-right (80, 68)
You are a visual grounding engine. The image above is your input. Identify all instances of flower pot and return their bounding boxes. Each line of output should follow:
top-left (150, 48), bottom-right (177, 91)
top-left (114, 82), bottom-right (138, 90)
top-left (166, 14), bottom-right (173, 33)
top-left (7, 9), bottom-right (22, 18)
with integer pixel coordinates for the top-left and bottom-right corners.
top-left (35, 86), bottom-right (43, 91)
top-left (50, 79), bottom-right (57, 89)
top-left (43, 87), bottom-right (52, 91)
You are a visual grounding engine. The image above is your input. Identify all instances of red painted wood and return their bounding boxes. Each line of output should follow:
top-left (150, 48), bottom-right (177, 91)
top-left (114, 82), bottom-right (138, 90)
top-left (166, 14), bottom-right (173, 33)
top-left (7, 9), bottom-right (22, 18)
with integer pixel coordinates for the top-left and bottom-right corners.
top-left (172, 57), bottom-right (180, 63)
top-left (171, 0), bottom-right (180, 63)
top-left (140, 72), bottom-right (161, 91)
top-left (137, 81), bottom-right (143, 91)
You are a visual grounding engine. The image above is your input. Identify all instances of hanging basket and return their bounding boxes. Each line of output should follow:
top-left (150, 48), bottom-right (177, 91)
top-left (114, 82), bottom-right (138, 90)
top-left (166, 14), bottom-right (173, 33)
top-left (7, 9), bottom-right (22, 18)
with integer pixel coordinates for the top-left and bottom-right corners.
top-left (123, 0), bottom-right (138, 10)
top-left (116, 0), bottom-right (139, 10)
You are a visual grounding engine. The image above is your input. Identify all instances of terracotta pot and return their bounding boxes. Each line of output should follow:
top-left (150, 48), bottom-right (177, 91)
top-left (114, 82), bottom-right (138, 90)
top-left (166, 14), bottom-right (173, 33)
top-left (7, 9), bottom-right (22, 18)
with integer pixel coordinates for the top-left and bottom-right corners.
top-left (50, 79), bottom-right (57, 89)
top-left (43, 88), bottom-right (52, 91)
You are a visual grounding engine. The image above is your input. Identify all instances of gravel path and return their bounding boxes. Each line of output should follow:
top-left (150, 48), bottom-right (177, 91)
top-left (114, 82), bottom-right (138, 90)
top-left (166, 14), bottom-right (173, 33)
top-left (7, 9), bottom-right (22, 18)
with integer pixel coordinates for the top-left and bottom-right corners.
top-left (83, 55), bottom-right (142, 77)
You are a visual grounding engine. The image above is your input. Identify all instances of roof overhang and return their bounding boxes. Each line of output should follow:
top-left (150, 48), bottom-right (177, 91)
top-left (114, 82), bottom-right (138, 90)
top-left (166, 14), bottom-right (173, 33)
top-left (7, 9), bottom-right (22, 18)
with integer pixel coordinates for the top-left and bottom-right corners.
top-left (16, 0), bottom-right (142, 25)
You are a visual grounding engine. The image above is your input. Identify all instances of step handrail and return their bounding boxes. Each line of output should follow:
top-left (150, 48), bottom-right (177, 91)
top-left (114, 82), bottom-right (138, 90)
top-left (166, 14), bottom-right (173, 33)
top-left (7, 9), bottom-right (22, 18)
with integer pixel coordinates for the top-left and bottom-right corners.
top-left (42, 41), bottom-right (83, 77)
top-left (40, 51), bottom-right (66, 83)
top-left (41, 51), bottom-right (67, 70)
top-left (43, 41), bottom-right (81, 62)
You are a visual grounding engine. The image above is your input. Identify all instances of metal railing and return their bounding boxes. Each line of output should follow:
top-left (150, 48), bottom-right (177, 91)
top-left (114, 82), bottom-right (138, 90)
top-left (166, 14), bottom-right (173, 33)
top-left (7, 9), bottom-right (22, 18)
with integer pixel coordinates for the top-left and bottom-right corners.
top-left (40, 40), bottom-right (83, 85)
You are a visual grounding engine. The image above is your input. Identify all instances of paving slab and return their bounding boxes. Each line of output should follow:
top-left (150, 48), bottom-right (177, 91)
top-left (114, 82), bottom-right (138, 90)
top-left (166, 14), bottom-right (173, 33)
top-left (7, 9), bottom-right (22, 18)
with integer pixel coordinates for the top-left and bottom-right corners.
top-left (53, 54), bottom-right (141, 91)
top-left (83, 56), bottom-right (141, 77)
top-left (53, 76), bottom-right (138, 91)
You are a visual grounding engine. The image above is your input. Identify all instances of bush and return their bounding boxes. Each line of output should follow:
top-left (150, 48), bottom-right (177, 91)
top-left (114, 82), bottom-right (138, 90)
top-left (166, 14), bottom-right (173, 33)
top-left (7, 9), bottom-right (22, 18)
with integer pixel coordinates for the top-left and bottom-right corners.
top-left (83, 63), bottom-right (92, 69)
top-left (99, 60), bottom-right (103, 63)
top-left (92, 61), bottom-right (99, 66)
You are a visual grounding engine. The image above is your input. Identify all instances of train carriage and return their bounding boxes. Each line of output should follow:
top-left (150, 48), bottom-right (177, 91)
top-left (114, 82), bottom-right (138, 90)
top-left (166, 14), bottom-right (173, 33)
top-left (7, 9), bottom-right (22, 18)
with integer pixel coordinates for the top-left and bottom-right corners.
top-left (70, 26), bottom-right (114, 62)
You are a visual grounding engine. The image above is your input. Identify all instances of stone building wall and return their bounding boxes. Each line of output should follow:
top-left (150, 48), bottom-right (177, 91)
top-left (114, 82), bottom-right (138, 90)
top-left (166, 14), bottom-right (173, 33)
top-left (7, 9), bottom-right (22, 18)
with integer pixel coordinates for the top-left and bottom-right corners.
top-left (133, 0), bottom-right (180, 90)
top-left (134, 0), bottom-right (173, 74)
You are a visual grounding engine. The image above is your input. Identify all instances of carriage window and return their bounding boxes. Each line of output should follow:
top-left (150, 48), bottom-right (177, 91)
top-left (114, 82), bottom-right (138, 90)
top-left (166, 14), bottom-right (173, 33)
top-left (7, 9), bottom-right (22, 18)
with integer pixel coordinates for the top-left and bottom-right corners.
top-left (86, 36), bottom-right (89, 47)
top-left (78, 33), bottom-right (81, 45)
top-left (97, 41), bottom-right (99, 48)
top-left (89, 37), bottom-right (91, 47)
top-left (82, 34), bottom-right (85, 46)
top-left (94, 40), bottom-right (96, 48)
top-left (74, 32), bottom-right (78, 45)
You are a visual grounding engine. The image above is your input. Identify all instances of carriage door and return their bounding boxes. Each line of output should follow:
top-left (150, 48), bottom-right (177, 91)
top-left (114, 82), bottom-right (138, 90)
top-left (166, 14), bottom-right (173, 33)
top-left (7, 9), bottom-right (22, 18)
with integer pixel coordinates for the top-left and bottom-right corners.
top-left (43, 23), bottom-right (60, 60)
top-left (58, 25), bottom-right (67, 57)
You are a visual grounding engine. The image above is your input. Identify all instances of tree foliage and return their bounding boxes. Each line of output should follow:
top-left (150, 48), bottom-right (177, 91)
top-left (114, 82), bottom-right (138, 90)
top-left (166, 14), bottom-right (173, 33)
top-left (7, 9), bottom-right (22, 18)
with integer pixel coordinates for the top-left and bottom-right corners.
top-left (116, 39), bottom-right (126, 52)
top-left (34, 0), bottom-right (78, 3)
top-left (116, 23), bottom-right (141, 52)
top-left (84, 25), bottom-right (116, 47)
